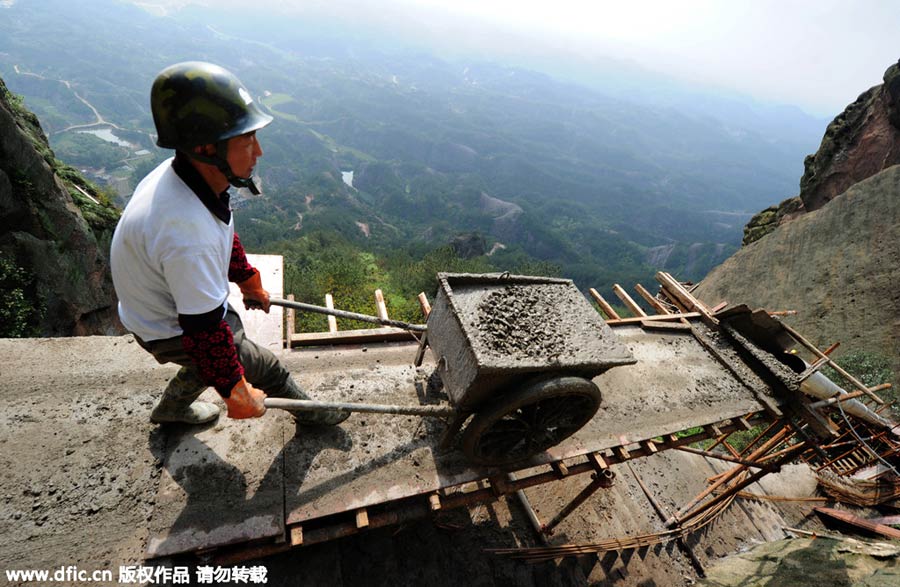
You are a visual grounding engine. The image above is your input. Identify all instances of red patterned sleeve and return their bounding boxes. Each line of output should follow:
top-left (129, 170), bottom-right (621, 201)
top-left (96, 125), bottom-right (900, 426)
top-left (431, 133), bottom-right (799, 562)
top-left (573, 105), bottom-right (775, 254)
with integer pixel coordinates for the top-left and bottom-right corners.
top-left (182, 320), bottom-right (244, 397)
top-left (229, 232), bottom-right (257, 283)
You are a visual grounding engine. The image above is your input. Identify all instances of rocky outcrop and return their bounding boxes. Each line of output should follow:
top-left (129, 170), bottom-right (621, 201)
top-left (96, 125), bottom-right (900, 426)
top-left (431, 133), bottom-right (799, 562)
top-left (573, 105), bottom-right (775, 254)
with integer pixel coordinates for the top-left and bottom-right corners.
top-left (696, 165), bottom-right (900, 381)
top-left (741, 195), bottom-right (805, 245)
top-left (743, 60), bottom-right (900, 245)
top-left (799, 61), bottom-right (900, 212)
top-left (0, 76), bottom-right (120, 335)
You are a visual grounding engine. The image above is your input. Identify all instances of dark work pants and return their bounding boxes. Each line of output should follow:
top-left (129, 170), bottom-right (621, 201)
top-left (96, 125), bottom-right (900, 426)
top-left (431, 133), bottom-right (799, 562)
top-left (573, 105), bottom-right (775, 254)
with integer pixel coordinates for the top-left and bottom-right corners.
top-left (135, 308), bottom-right (292, 397)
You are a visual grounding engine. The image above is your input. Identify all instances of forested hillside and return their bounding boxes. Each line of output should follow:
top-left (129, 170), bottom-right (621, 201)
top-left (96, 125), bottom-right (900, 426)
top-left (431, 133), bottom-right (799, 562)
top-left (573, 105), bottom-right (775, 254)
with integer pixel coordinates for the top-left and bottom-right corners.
top-left (0, 0), bottom-right (827, 321)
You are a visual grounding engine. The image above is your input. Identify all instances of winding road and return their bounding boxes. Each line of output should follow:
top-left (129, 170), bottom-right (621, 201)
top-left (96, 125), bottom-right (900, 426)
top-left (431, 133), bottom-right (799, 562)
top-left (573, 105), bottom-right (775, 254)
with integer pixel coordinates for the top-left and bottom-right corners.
top-left (13, 64), bottom-right (142, 136)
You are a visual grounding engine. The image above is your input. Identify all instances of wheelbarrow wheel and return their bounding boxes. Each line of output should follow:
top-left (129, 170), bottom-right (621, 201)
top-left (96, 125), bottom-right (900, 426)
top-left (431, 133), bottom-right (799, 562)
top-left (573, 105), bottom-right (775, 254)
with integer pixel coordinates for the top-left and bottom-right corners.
top-left (461, 376), bottom-right (602, 466)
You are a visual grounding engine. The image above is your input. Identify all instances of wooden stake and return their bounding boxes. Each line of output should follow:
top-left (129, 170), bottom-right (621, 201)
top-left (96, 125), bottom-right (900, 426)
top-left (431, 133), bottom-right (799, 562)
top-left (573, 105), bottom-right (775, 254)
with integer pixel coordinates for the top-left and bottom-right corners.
top-left (613, 284), bottom-right (648, 317)
top-left (374, 289), bottom-right (389, 321)
top-left (356, 509), bottom-right (370, 529)
top-left (606, 312), bottom-right (701, 326)
top-left (285, 293), bottom-right (296, 348)
top-left (589, 288), bottom-right (620, 320)
top-left (324, 293), bottom-right (338, 333)
top-left (417, 292), bottom-right (432, 318)
top-left (635, 283), bottom-right (671, 315)
top-left (290, 526), bottom-right (303, 546)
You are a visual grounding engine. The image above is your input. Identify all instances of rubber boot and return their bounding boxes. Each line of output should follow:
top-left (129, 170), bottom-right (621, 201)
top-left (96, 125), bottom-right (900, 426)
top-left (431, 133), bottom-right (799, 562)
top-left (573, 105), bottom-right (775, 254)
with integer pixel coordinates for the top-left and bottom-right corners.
top-left (150, 366), bottom-right (220, 424)
top-left (282, 378), bottom-right (349, 426)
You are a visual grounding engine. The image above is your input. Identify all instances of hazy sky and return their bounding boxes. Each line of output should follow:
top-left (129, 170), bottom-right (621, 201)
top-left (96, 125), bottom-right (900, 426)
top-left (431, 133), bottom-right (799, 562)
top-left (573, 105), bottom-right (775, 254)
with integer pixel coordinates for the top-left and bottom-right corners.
top-left (143, 0), bottom-right (899, 116)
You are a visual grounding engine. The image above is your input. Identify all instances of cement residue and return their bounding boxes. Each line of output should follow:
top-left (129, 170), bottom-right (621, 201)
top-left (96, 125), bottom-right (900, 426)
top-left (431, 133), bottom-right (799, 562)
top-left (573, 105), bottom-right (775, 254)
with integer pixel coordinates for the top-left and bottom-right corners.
top-left (475, 285), bottom-right (573, 361)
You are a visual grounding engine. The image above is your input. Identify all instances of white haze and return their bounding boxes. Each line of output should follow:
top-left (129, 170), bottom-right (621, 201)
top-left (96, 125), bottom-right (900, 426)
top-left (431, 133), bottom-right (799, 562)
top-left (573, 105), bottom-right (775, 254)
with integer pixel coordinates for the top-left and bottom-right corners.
top-left (132, 0), bottom-right (899, 117)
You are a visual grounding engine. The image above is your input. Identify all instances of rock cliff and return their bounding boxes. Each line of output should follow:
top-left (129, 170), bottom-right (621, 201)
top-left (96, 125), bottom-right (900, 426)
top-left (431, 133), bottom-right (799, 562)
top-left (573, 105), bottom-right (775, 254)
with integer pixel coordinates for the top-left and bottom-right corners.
top-left (743, 60), bottom-right (900, 245)
top-left (0, 76), bottom-right (120, 335)
top-left (696, 164), bottom-right (900, 382)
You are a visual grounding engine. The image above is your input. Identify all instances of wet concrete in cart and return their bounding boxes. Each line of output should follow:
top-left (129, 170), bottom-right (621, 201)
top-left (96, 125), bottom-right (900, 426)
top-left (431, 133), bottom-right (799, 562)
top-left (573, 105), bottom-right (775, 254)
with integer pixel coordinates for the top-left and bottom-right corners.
top-left (452, 281), bottom-right (633, 369)
top-left (476, 285), bottom-right (572, 361)
top-left (428, 279), bottom-right (635, 408)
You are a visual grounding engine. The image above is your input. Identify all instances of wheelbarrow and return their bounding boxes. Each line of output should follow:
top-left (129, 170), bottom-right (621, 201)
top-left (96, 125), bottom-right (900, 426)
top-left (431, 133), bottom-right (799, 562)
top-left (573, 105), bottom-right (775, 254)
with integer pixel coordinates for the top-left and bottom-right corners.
top-left (267, 273), bottom-right (635, 466)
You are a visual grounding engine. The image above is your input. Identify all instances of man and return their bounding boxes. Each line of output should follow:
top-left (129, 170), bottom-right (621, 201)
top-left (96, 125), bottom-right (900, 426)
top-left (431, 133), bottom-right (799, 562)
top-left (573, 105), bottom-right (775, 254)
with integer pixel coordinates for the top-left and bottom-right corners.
top-left (111, 61), bottom-right (347, 426)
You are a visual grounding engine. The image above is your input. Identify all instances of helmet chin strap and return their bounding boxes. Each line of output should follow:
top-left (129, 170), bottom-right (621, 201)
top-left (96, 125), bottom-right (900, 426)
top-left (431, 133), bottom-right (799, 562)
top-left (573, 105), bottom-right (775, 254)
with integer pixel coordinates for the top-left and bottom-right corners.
top-left (188, 141), bottom-right (262, 195)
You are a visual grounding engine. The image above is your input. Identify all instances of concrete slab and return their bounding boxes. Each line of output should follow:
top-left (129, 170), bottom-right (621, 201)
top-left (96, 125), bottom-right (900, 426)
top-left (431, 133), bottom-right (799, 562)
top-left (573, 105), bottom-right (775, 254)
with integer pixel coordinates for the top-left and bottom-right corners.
top-left (282, 359), bottom-right (466, 526)
top-left (145, 405), bottom-right (291, 558)
top-left (227, 253), bottom-right (284, 356)
top-left (280, 324), bottom-right (778, 527)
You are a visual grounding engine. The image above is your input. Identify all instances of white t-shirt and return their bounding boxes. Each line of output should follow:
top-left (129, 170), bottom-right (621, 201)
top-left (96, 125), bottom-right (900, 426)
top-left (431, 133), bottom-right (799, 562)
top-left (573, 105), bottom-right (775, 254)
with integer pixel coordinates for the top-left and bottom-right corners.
top-left (111, 158), bottom-right (233, 341)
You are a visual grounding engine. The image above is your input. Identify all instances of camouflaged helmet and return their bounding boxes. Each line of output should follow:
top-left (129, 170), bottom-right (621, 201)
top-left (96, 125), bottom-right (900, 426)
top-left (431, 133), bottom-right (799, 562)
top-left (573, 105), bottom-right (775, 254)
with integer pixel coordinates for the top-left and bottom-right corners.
top-left (151, 61), bottom-right (272, 149)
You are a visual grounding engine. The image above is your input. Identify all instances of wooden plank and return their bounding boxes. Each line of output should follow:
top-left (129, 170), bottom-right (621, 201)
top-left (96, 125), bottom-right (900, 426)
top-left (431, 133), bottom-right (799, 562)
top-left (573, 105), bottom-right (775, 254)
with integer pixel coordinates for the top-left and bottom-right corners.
top-left (641, 440), bottom-right (658, 455)
top-left (704, 424), bottom-right (723, 438)
top-left (814, 506), bottom-right (900, 539)
top-left (290, 327), bottom-right (414, 346)
top-left (290, 526), bottom-right (303, 546)
top-left (374, 289), bottom-right (389, 321)
top-left (588, 452), bottom-right (609, 470)
top-left (635, 283), bottom-right (671, 315)
top-left (606, 312), bottom-right (701, 326)
top-left (355, 509), bottom-right (370, 529)
top-left (429, 493), bottom-right (442, 511)
top-left (613, 284), bottom-right (648, 317)
top-left (551, 461), bottom-right (570, 477)
top-left (146, 411), bottom-right (288, 558)
top-left (589, 288), bottom-right (620, 320)
top-left (640, 319), bottom-right (693, 332)
top-left (324, 293), bottom-right (338, 333)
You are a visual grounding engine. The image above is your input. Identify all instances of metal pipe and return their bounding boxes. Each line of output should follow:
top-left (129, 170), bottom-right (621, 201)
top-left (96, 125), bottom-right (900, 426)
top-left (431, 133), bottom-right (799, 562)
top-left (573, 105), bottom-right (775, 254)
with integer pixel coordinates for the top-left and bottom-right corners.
top-left (269, 297), bottom-right (427, 332)
top-left (507, 473), bottom-right (548, 544)
top-left (808, 384), bottom-right (892, 408)
top-left (264, 397), bottom-right (456, 418)
top-left (799, 369), bottom-right (897, 431)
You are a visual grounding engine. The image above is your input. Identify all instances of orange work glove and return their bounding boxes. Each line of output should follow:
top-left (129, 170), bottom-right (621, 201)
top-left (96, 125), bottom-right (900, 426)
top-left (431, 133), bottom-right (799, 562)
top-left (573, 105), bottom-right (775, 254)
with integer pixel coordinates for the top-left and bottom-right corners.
top-left (224, 377), bottom-right (267, 419)
top-left (237, 270), bottom-right (270, 313)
